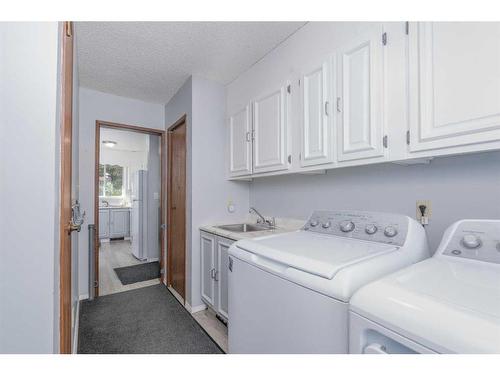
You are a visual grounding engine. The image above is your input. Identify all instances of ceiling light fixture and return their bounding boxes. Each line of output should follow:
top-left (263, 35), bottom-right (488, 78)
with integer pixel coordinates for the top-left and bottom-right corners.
top-left (102, 140), bottom-right (117, 148)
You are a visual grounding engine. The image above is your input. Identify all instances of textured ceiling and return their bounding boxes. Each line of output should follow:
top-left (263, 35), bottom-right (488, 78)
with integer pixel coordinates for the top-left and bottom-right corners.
top-left (100, 128), bottom-right (149, 152)
top-left (76, 22), bottom-right (306, 104)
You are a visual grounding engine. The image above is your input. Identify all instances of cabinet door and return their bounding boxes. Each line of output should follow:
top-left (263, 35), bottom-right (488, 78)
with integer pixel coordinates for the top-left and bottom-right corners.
top-left (216, 237), bottom-right (233, 321)
top-left (301, 60), bottom-right (334, 167)
top-left (98, 210), bottom-right (109, 238)
top-left (252, 85), bottom-right (288, 173)
top-left (337, 27), bottom-right (385, 162)
top-left (200, 231), bottom-right (216, 307)
top-left (110, 209), bottom-right (129, 238)
top-left (228, 105), bottom-right (252, 177)
top-left (408, 22), bottom-right (500, 152)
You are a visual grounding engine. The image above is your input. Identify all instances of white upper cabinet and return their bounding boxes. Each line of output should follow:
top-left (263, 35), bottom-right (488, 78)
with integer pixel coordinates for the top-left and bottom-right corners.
top-left (300, 60), bottom-right (334, 167)
top-left (252, 85), bottom-right (289, 173)
top-left (337, 27), bottom-right (385, 162)
top-left (228, 105), bottom-right (252, 177)
top-left (408, 22), bottom-right (500, 152)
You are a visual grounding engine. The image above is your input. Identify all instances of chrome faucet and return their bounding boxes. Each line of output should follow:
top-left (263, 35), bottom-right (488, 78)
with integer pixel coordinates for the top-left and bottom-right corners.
top-left (249, 207), bottom-right (276, 228)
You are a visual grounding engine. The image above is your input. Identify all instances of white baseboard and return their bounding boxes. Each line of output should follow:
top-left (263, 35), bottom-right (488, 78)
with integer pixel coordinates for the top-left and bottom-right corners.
top-left (187, 303), bottom-right (207, 314)
top-left (147, 257), bottom-right (159, 262)
top-left (79, 293), bottom-right (89, 301)
top-left (72, 300), bottom-right (80, 354)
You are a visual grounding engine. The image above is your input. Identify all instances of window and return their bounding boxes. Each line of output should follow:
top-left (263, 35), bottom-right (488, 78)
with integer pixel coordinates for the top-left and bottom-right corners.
top-left (99, 164), bottom-right (124, 197)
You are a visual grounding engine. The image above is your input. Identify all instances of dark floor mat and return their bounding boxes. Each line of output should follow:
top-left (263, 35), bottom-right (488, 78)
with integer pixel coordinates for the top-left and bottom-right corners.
top-left (114, 261), bottom-right (160, 285)
top-left (78, 285), bottom-right (223, 354)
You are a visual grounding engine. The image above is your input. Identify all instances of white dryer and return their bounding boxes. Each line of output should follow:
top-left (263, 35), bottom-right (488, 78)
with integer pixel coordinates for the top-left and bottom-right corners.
top-left (349, 219), bottom-right (500, 354)
top-left (228, 210), bottom-right (429, 353)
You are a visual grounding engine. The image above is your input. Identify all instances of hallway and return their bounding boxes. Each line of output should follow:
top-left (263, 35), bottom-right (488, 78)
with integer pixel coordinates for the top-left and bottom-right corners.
top-left (78, 285), bottom-right (223, 354)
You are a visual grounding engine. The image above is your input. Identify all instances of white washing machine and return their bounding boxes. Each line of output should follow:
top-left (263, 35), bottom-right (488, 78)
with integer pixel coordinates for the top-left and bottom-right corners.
top-left (228, 210), bottom-right (429, 353)
top-left (349, 219), bottom-right (500, 354)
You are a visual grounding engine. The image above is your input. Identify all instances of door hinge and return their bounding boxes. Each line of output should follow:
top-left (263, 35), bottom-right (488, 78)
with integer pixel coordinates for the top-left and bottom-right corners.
top-left (382, 32), bottom-right (387, 46)
top-left (405, 21), bottom-right (409, 35)
top-left (287, 155), bottom-right (292, 164)
top-left (160, 223), bottom-right (167, 230)
top-left (324, 101), bottom-right (329, 116)
top-left (287, 84), bottom-right (291, 94)
top-left (251, 129), bottom-right (255, 140)
top-left (336, 97), bottom-right (342, 113)
top-left (383, 135), bottom-right (388, 148)
top-left (406, 130), bottom-right (410, 145)
top-left (65, 22), bottom-right (73, 37)
top-left (246, 131), bottom-right (251, 142)
top-left (160, 268), bottom-right (165, 275)
top-left (93, 280), bottom-right (99, 288)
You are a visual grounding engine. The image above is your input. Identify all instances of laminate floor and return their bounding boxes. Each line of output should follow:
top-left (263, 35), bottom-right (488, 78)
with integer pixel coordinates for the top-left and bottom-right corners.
top-left (99, 240), bottom-right (159, 296)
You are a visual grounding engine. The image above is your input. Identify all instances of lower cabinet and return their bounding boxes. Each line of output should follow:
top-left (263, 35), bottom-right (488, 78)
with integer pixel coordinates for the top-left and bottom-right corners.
top-left (99, 209), bottom-right (110, 239)
top-left (99, 208), bottom-right (130, 239)
top-left (200, 230), bottom-right (234, 322)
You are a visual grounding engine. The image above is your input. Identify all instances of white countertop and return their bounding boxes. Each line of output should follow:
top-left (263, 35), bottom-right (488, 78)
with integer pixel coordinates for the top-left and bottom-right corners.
top-left (200, 217), bottom-right (305, 241)
top-left (99, 206), bottom-right (131, 210)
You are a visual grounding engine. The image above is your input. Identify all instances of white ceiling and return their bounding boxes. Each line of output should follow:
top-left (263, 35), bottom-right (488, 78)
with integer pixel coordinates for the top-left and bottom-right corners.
top-left (75, 22), bottom-right (306, 104)
top-left (100, 128), bottom-right (149, 152)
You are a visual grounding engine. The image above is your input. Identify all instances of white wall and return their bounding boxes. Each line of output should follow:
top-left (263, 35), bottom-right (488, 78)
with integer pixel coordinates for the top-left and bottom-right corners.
top-left (165, 76), bottom-right (250, 309)
top-left (250, 151), bottom-right (500, 251)
top-left (78, 87), bottom-right (164, 297)
top-left (0, 22), bottom-right (60, 353)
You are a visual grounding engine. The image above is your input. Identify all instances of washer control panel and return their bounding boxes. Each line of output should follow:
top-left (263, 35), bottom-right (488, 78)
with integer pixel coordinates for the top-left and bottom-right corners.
top-left (441, 220), bottom-right (500, 264)
top-left (303, 210), bottom-right (409, 246)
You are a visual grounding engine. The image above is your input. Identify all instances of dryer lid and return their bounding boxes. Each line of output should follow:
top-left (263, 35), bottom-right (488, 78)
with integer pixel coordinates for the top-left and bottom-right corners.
top-left (235, 231), bottom-right (398, 279)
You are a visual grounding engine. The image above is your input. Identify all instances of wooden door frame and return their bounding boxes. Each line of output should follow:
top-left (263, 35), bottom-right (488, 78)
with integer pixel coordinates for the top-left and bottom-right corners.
top-left (166, 114), bottom-right (187, 301)
top-left (94, 120), bottom-right (166, 297)
top-left (59, 21), bottom-right (74, 354)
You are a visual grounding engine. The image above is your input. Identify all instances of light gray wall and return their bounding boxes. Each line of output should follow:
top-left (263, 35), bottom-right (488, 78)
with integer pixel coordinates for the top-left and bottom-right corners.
top-left (147, 134), bottom-right (161, 260)
top-left (250, 151), bottom-right (500, 251)
top-left (78, 87), bottom-right (165, 297)
top-left (0, 22), bottom-right (60, 353)
top-left (165, 76), bottom-right (250, 309)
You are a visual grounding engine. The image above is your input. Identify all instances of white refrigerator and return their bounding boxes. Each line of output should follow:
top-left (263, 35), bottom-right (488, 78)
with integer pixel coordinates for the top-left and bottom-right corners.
top-left (131, 170), bottom-right (148, 260)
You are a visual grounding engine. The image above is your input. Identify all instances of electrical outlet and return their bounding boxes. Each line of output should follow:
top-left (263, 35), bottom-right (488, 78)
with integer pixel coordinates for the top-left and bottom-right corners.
top-left (416, 200), bottom-right (432, 221)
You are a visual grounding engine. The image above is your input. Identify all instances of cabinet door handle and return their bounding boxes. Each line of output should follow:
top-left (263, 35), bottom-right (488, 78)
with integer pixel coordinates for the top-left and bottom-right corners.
top-left (210, 268), bottom-right (216, 279)
top-left (246, 132), bottom-right (251, 142)
top-left (324, 101), bottom-right (329, 116)
top-left (214, 270), bottom-right (219, 282)
top-left (336, 97), bottom-right (342, 113)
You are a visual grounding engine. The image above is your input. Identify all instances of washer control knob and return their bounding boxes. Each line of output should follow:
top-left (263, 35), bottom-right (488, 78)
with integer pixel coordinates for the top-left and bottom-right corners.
top-left (384, 226), bottom-right (398, 238)
top-left (461, 234), bottom-right (482, 249)
top-left (340, 220), bottom-right (355, 233)
top-left (365, 224), bottom-right (378, 235)
top-left (322, 221), bottom-right (331, 229)
top-left (310, 220), bottom-right (319, 227)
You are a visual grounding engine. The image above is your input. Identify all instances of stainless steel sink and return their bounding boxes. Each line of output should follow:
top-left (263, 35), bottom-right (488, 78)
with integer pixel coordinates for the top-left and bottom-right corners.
top-left (215, 223), bottom-right (272, 233)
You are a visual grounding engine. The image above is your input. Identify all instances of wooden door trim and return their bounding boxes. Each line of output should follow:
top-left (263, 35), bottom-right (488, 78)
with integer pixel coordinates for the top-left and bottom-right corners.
top-left (167, 114), bottom-right (187, 301)
top-left (59, 21), bottom-right (74, 354)
top-left (94, 120), bottom-right (166, 297)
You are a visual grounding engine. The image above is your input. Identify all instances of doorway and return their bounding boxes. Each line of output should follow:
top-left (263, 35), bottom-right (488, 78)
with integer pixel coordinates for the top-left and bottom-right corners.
top-left (167, 115), bottom-right (187, 302)
top-left (94, 121), bottom-right (166, 297)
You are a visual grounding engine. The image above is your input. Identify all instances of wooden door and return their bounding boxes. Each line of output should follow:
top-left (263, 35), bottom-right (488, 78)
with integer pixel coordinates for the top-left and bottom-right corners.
top-left (301, 60), bottom-right (334, 167)
top-left (168, 118), bottom-right (187, 300)
top-left (228, 105), bottom-right (252, 177)
top-left (337, 26), bottom-right (385, 162)
top-left (200, 232), bottom-right (216, 307)
top-left (252, 86), bottom-right (289, 173)
top-left (408, 22), bottom-right (500, 152)
top-left (59, 21), bottom-right (74, 354)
